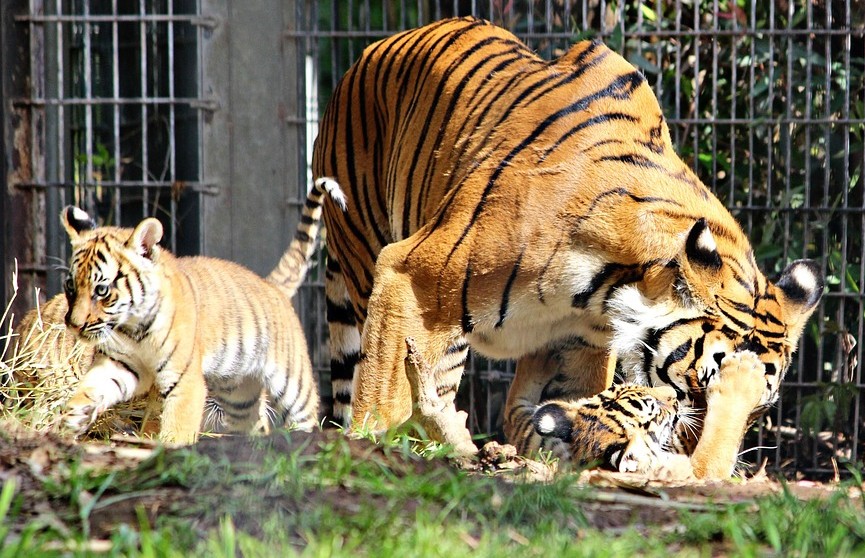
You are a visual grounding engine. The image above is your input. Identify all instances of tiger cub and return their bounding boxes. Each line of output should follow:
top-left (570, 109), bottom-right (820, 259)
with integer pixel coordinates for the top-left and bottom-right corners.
top-left (60, 177), bottom-right (345, 444)
top-left (520, 384), bottom-right (693, 477)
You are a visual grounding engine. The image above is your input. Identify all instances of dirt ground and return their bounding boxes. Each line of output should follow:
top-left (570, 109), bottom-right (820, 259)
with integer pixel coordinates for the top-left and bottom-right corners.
top-left (1, 423), bottom-right (855, 548)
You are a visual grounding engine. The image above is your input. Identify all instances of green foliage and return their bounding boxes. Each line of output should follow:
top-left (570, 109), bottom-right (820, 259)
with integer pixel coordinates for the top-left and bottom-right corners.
top-left (680, 482), bottom-right (865, 556)
top-left (800, 381), bottom-right (860, 437)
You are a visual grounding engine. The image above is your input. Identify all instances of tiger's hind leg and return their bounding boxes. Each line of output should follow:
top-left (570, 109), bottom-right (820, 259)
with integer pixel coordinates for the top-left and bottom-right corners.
top-left (265, 336), bottom-right (319, 432)
top-left (504, 346), bottom-right (613, 458)
top-left (325, 257), bottom-right (362, 427)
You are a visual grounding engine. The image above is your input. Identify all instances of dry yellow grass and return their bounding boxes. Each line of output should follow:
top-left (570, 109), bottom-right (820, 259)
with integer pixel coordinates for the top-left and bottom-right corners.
top-left (1, 270), bottom-right (158, 438)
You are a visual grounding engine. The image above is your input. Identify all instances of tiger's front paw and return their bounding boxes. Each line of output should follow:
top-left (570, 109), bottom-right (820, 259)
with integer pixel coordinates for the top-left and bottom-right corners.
top-left (61, 391), bottom-right (106, 437)
top-left (650, 453), bottom-right (695, 482)
top-left (706, 351), bottom-right (766, 409)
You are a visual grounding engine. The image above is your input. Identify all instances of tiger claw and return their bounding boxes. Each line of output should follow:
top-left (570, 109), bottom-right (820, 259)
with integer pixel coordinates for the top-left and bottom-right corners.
top-left (62, 395), bottom-right (105, 437)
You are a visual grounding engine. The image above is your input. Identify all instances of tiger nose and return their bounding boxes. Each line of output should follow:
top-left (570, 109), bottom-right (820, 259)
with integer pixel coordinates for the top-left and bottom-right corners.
top-left (65, 313), bottom-right (83, 333)
top-left (652, 386), bottom-right (678, 405)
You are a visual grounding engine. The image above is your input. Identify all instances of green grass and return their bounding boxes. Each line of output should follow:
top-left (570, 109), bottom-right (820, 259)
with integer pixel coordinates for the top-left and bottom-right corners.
top-left (0, 429), bottom-right (863, 557)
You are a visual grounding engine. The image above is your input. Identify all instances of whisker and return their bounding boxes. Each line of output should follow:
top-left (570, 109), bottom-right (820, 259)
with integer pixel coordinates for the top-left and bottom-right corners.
top-left (738, 445), bottom-right (778, 457)
top-left (203, 398), bottom-right (226, 431)
top-left (637, 339), bottom-right (657, 355)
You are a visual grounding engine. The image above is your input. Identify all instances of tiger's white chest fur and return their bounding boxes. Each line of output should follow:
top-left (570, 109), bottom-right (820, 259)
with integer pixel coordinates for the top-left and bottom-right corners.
top-left (465, 248), bottom-right (613, 359)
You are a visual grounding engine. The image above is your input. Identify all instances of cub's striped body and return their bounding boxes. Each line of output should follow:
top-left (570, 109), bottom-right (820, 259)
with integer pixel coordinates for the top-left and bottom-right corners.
top-left (61, 178), bottom-right (345, 443)
top-left (315, 18), bottom-right (823, 477)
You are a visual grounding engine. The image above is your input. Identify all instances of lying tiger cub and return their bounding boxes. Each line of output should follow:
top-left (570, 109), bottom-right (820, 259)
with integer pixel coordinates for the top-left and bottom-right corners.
top-left (527, 383), bottom-right (694, 478)
top-left (57, 178), bottom-right (345, 444)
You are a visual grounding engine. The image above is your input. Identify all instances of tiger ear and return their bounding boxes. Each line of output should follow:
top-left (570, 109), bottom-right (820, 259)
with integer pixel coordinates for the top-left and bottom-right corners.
top-left (775, 259), bottom-right (824, 340)
top-left (532, 402), bottom-right (574, 442)
top-left (676, 219), bottom-right (724, 306)
top-left (60, 206), bottom-right (96, 242)
top-left (128, 218), bottom-right (164, 259)
top-left (684, 219), bottom-right (722, 270)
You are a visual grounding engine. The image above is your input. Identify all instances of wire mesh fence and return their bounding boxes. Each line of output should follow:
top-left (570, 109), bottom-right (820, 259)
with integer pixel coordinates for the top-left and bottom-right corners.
top-left (7, 0), bottom-right (864, 478)
top-left (9, 0), bottom-right (206, 301)
top-left (295, 0), bottom-right (864, 478)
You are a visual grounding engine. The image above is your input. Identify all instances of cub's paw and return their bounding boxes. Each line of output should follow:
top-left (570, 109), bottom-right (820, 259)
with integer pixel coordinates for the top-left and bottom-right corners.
top-left (707, 350), bottom-right (766, 408)
top-left (617, 434), bottom-right (656, 474)
top-left (650, 453), bottom-right (696, 482)
top-left (61, 391), bottom-right (105, 437)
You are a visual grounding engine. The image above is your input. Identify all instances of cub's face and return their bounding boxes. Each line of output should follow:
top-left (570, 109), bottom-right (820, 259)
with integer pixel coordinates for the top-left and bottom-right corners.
top-left (60, 206), bottom-right (163, 345)
top-left (533, 384), bottom-right (683, 470)
top-left (608, 220), bottom-right (824, 450)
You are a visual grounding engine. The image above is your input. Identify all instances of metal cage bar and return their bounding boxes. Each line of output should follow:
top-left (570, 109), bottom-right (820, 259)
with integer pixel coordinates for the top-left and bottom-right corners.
top-left (11, 0), bottom-right (208, 311)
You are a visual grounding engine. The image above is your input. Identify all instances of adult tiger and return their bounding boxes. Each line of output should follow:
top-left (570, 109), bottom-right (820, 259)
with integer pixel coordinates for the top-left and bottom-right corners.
top-left (314, 17), bottom-right (823, 478)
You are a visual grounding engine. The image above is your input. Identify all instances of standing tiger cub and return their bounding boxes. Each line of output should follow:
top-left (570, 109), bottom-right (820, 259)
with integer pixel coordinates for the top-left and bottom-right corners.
top-left (314, 17), bottom-right (824, 478)
top-left (60, 178), bottom-right (345, 444)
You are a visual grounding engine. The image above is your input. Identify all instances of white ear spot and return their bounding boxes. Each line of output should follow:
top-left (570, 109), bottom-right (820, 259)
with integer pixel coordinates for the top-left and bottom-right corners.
top-left (791, 263), bottom-right (818, 293)
top-left (72, 207), bottom-right (90, 222)
top-left (535, 413), bottom-right (557, 435)
top-left (696, 226), bottom-right (717, 253)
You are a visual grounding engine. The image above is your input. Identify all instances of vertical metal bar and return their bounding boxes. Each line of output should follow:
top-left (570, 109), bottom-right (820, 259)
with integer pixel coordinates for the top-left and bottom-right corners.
top-left (842, 0), bottom-right (858, 467)
top-left (140, 0), bottom-right (149, 219)
top-left (746, 2), bottom-right (755, 226)
top-left (168, 0), bottom-right (178, 252)
top-left (365, 0), bottom-right (370, 34)
top-left (331, 0), bottom-right (338, 94)
top-left (823, 0), bottom-right (843, 464)
top-left (197, 0), bottom-right (205, 251)
top-left (783, 0), bottom-right (798, 473)
top-left (691, 1), bottom-right (700, 174)
top-left (635, 0), bottom-right (643, 78)
top-left (654, 0), bottom-right (663, 100)
top-left (84, 0), bottom-right (94, 207)
top-left (673, 0), bottom-right (682, 147)
top-left (581, 0), bottom-right (587, 39)
top-left (765, 0), bottom-right (775, 224)
top-left (112, 0), bottom-right (121, 224)
top-left (709, 0), bottom-right (718, 194)
top-left (727, 4), bottom-right (737, 212)
top-left (783, 2), bottom-right (793, 274)
top-left (796, 1), bottom-right (811, 473)
top-left (57, 0), bottom-right (66, 221)
top-left (44, 0), bottom-right (61, 294)
top-left (618, 0), bottom-right (625, 54)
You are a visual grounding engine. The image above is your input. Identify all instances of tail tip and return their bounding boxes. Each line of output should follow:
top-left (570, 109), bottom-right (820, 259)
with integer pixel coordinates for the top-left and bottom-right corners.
top-left (315, 177), bottom-right (347, 211)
